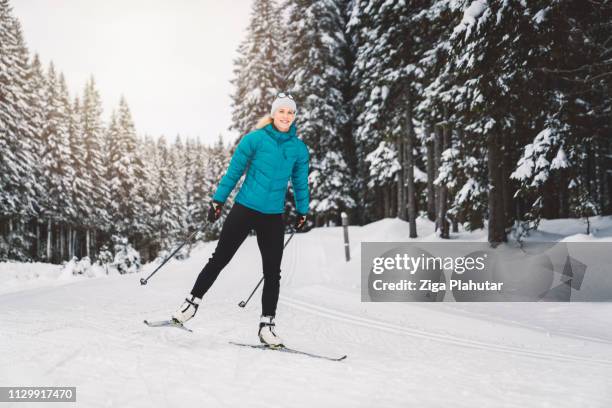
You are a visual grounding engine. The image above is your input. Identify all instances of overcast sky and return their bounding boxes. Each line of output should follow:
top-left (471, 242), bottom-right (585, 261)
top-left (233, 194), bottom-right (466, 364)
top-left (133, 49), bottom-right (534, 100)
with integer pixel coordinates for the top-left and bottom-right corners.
top-left (12, 0), bottom-right (253, 146)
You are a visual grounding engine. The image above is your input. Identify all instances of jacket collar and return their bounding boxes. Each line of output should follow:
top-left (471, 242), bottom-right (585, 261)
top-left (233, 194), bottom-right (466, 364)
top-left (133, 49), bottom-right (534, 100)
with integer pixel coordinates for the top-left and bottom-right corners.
top-left (263, 123), bottom-right (296, 143)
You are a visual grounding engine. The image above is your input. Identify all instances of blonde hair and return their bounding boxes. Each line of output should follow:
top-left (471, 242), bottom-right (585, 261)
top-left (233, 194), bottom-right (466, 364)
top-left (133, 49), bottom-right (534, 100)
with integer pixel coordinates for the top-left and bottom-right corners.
top-left (255, 114), bottom-right (274, 129)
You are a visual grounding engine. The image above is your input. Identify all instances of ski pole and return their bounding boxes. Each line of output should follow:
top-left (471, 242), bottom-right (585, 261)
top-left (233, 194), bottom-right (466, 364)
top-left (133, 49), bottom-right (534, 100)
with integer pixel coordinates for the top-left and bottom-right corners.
top-left (140, 228), bottom-right (203, 286)
top-left (238, 230), bottom-right (297, 308)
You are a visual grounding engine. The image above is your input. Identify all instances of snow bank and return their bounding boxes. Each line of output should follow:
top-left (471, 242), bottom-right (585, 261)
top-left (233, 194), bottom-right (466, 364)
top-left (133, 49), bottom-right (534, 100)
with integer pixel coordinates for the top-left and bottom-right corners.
top-left (0, 258), bottom-right (114, 295)
top-left (0, 261), bottom-right (63, 295)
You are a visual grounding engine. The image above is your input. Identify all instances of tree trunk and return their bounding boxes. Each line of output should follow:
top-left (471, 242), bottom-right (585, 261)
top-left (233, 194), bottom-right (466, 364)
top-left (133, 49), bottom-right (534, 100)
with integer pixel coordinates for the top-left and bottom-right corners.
top-left (358, 161), bottom-right (368, 225)
top-left (86, 229), bottom-right (91, 259)
top-left (47, 220), bottom-right (52, 261)
top-left (425, 123), bottom-right (435, 222)
top-left (391, 185), bottom-right (397, 217)
top-left (434, 125), bottom-right (443, 233)
top-left (92, 229), bottom-right (97, 260)
top-left (501, 147), bottom-right (513, 228)
top-left (60, 224), bottom-right (65, 261)
top-left (597, 136), bottom-right (608, 213)
top-left (438, 120), bottom-right (450, 239)
top-left (396, 132), bottom-right (406, 220)
top-left (68, 226), bottom-right (73, 259)
top-left (36, 223), bottom-right (40, 260)
top-left (487, 133), bottom-right (507, 244)
top-left (386, 185), bottom-right (392, 217)
top-left (405, 100), bottom-right (417, 238)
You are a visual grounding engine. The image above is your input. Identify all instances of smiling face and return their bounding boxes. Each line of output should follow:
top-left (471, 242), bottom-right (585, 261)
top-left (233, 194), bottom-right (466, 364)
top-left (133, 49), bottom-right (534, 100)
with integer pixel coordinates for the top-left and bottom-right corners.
top-left (272, 106), bottom-right (296, 132)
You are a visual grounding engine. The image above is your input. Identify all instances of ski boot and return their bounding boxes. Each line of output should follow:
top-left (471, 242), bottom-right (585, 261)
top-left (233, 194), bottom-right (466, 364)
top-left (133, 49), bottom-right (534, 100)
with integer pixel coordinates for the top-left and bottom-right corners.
top-left (258, 316), bottom-right (284, 348)
top-left (172, 295), bottom-right (201, 324)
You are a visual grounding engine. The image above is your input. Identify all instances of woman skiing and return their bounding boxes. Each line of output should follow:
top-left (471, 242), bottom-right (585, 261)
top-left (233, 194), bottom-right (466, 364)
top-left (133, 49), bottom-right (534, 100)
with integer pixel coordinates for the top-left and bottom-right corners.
top-left (171, 93), bottom-right (310, 347)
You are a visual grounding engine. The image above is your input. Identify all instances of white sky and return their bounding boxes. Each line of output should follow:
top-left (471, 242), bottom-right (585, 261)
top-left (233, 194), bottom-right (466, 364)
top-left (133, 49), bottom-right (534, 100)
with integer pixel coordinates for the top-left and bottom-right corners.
top-left (12, 0), bottom-right (253, 146)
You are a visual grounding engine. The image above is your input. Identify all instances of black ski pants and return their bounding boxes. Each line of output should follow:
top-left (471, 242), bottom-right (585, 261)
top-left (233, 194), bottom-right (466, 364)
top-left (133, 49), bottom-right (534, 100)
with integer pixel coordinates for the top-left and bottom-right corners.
top-left (190, 202), bottom-right (285, 317)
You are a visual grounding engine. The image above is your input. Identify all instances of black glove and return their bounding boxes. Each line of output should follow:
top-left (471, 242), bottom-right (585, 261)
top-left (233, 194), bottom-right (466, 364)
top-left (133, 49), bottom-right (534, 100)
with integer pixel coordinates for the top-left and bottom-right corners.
top-left (207, 201), bottom-right (223, 222)
top-left (294, 214), bottom-right (307, 231)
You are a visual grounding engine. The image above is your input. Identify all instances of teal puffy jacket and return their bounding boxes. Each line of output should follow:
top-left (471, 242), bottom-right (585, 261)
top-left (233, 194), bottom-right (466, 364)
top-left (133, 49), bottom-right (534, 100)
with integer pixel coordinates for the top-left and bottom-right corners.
top-left (213, 123), bottom-right (310, 215)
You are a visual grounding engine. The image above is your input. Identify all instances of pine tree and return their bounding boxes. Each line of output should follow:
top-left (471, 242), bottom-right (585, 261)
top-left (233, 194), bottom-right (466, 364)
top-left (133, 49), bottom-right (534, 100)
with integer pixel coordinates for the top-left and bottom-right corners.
top-left (181, 137), bottom-right (198, 236)
top-left (104, 110), bottom-right (122, 230)
top-left (346, 0), bottom-right (384, 224)
top-left (447, 0), bottom-right (538, 243)
top-left (0, 2), bottom-right (38, 224)
top-left (170, 135), bottom-right (188, 237)
top-left (511, 0), bottom-right (612, 229)
top-left (350, 0), bottom-right (435, 234)
top-left (150, 136), bottom-right (181, 252)
top-left (40, 65), bottom-right (74, 222)
top-left (81, 77), bottom-right (109, 256)
top-left (67, 95), bottom-right (90, 258)
top-left (230, 0), bottom-right (287, 137)
top-left (104, 96), bottom-right (143, 240)
top-left (139, 134), bottom-right (160, 261)
top-left (0, 3), bottom-right (40, 260)
top-left (68, 96), bottom-right (90, 227)
top-left (191, 139), bottom-right (213, 237)
top-left (39, 66), bottom-right (75, 261)
top-left (413, 1), bottom-right (465, 233)
top-left (286, 0), bottom-right (356, 226)
top-left (120, 107), bottom-right (149, 249)
top-left (202, 135), bottom-right (231, 239)
top-left (26, 54), bottom-right (47, 217)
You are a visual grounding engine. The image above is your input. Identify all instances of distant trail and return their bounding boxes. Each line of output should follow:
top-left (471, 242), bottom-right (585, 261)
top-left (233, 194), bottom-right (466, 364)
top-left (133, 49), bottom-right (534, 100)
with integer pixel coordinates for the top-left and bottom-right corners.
top-left (279, 295), bottom-right (612, 367)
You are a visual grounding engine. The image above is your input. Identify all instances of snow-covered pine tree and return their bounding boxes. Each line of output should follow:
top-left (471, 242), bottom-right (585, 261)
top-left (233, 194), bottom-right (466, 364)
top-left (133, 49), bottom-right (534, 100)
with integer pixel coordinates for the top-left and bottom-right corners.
top-left (181, 137), bottom-right (198, 239)
top-left (230, 0), bottom-right (287, 137)
top-left (511, 1), bottom-right (612, 231)
top-left (117, 97), bottom-right (143, 236)
top-left (23, 54), bottom-right (47, 258)
top-left (56, 73), bottom-right (79, 259)
top-left (138, 134), bottom-right (160, 262)
top-left (190, 139), bottom-right (213, 238)
top-left (130, 133), bottom-right (152, 257)
top-left (0, 4), bottom-right (39, 259)
top-left (81, 76), bottom-right (109, 257)
top-left (346, 0), bottom-right (389, 225)
top-left (189, 139), bottom-right (208, 230)
top-left (285, 0), bottom-right (356, 226)
top-left (364, 140), bottom-right (400, 218)
top-left (448, 0), bottom-right (540, 243)
top-left (349, 0), bottom-right (432, 236)
top-left (413, 1), bottom-right (465, 234)
top-left (202, 135), bottom-right (230, 239)
top-left (170, 135), bottom-right (188, 243)
top-left (10, 19), bottom-right (40, 221)
top-left (40, 66), bottom-right (75, 262)
top-left (105, 96), bottom-right (143, 243)
top-left (150, 136), bottom-right (182, 253)
top-left (104, 110), bottom-right (122, 232)
top-left (67, 95), bottom-right (90, 258)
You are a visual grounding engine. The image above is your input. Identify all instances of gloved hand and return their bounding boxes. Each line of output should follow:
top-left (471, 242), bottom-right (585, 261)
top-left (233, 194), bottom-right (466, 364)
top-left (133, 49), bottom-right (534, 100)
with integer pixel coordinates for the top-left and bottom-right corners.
top-left (294, 214), bottom-right (307, 231)
top-left (207, 201), bottom-right (223, 222)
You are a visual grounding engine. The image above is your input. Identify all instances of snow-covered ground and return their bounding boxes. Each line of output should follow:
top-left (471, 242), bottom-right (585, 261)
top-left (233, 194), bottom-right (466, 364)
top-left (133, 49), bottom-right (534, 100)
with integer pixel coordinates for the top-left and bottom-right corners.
top-left (1, 217), bottom-right (612, 407)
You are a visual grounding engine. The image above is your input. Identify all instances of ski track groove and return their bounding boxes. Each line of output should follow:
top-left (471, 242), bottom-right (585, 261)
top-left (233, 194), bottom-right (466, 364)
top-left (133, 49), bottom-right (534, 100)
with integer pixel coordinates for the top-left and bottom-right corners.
top-left (430, 304), bottom-right (612, 346)
top-left (279, 295), bottom-right (612, 367)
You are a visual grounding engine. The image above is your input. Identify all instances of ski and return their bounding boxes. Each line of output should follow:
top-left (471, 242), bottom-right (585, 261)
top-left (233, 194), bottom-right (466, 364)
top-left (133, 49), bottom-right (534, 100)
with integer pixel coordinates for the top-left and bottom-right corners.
top-left (229, 341), bottom-right (347, 362)
top-left (143, 319), bottom-right (193, 333)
